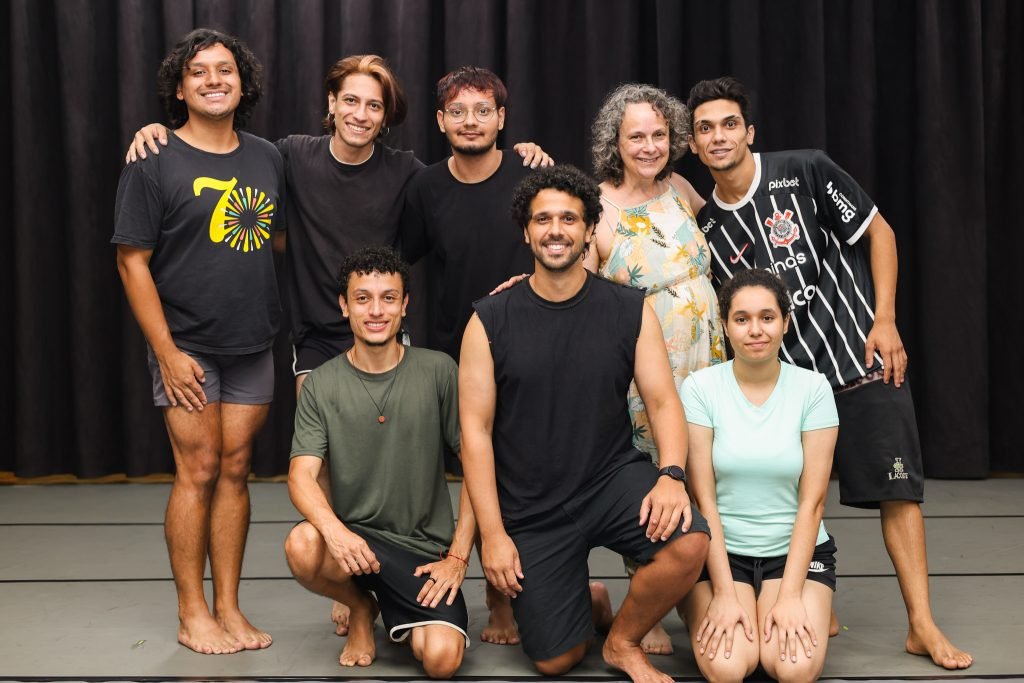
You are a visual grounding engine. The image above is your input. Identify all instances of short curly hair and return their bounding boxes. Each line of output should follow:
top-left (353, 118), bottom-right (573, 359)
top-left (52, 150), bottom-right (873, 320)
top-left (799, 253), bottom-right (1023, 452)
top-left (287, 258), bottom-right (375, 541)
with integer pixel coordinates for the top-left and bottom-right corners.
top-left (591, 83), bottom-right (691, 186)
top-left (157, 28), bottom-right (263, 130)
top-left (510, 165), bottom-right (603, 230)
top-left (717, 268), bottom-right (792, 320)
top-left (337, 246), bottom-right (410, 299)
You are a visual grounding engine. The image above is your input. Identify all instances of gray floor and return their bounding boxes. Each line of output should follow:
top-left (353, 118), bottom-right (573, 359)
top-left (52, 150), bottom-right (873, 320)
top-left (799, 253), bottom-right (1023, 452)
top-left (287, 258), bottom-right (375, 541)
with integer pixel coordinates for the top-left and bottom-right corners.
top-left (1, 479), bottom-right (1021, 680)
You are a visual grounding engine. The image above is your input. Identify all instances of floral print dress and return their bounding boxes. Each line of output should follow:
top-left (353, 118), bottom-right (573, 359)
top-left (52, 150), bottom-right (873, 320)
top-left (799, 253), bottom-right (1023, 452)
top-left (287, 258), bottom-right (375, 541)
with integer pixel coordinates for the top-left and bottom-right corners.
top-left (599, 185), bottom-right (724, 463)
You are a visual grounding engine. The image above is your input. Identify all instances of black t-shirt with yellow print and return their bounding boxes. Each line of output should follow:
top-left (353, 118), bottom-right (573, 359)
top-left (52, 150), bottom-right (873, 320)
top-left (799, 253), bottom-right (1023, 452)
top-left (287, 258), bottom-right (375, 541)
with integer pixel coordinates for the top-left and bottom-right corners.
top-left (113, 131), bottom-right (286, 355)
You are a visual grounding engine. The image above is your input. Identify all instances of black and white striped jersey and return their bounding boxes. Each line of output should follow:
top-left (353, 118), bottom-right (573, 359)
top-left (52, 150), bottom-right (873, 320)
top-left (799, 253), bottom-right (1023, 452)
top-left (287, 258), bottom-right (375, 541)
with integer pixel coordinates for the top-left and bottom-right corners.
top-left (696, 150), bottom-right (882, 388)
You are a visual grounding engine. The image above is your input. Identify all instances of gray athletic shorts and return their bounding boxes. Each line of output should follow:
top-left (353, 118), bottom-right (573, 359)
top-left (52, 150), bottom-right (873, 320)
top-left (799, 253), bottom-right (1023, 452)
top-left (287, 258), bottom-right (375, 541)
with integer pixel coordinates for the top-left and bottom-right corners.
top-left (147, 346), bottom-right (274, 407)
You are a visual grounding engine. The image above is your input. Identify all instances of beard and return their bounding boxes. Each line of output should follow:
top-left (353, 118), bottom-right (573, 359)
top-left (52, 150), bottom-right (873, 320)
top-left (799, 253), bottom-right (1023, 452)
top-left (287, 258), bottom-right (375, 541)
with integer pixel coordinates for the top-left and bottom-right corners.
top-left (448, 129), bottom-right (498, 156)
top-left (533, 239), bottom-right (587, 273)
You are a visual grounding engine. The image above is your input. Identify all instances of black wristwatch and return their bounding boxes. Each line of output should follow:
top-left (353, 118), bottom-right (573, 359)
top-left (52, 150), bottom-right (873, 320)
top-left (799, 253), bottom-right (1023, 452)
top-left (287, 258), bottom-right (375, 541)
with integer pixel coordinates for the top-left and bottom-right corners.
top-left (658, 465), bottom-right (686, 484)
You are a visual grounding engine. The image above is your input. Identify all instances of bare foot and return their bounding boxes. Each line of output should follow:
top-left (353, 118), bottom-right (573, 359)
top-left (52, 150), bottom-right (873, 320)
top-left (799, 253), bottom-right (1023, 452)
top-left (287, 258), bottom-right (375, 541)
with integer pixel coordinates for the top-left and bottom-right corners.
top-left (641, 620), bottom-right (674, 655)
top-left (590, 582), bottom-right (614, 635)
top-left (331, 601), bottom-right (350, 636)
top-left (829, 609), bottom-right (840, 637)
top-left (178, 611), bottom-right (243, 655)
top-left (906, 623), bottom-right (973, 669)
top-left (603, 633), bottom-right (673, 683)
top-left (339, 597), bottom-right (378, 667)
top-left (217, 608), bottom-right (272, 650)
top-left (481, 584), bottom-right (520, 645)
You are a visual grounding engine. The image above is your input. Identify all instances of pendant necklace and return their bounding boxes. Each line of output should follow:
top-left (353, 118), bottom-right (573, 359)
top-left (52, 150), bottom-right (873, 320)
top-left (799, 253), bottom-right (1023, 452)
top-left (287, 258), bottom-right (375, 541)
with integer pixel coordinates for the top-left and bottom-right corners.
top-left (348, 347), bottom-right (402, 424)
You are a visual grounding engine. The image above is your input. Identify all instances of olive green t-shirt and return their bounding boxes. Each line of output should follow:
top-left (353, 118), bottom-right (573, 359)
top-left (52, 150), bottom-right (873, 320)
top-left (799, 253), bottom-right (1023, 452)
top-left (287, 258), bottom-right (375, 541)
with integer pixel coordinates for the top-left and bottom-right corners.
top-left (290, 346), bottom-right (460, 557)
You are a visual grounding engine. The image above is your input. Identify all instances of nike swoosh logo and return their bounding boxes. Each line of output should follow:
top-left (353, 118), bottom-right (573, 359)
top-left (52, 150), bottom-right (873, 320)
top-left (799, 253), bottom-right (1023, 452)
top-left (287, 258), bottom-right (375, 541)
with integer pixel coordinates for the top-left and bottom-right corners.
top-left (729, 243), bottom-right (749, 264)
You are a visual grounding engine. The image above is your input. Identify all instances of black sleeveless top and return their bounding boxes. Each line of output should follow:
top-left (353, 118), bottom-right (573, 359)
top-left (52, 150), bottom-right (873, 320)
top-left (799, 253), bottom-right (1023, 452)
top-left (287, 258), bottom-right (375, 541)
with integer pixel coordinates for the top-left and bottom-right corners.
top-left (473, 272), bottom-right (648, 524)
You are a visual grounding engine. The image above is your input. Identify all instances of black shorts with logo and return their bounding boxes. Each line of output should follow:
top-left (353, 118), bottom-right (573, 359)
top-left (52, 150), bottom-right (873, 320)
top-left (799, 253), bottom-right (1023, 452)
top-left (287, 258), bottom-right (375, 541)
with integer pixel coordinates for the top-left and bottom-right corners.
top-left (697, 534), bottom-right (837, 595)
top-left (834, 376), bottom-right (925, 508)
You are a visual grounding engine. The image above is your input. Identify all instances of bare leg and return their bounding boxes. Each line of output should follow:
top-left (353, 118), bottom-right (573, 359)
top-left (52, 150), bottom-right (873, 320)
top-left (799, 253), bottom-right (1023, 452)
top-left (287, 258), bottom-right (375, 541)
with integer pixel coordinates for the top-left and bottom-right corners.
top-left (624, 558), bottom-right (674, 655)
top-left (298, 372), bottom-right (351, 637)
top-left (829, 609), bottom-right (840, 637)
top-left (604, 533), bottom-right (709, 683)
top-left (758, 579), bottom-right (832, 682)
top-left (480, 545), bottom-right (520, 644)
top-left (285, 522), bottom-right (378, 667)
top-left (210, 402), bottom-right (272, 649)
top-left (880, 500), bottom-right (972, 669)
top-left (163, 404), bottom-right (241, 654)
top-left (409, 624), bottom-right (466, 679)
top-left (681, 580), bottom-right (759, 682)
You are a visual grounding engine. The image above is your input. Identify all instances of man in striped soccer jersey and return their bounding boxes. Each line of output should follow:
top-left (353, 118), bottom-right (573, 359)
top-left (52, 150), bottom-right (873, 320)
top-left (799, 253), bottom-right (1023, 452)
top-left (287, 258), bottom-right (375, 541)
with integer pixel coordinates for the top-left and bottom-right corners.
top-left (685, 76), bottom-right (972, 670)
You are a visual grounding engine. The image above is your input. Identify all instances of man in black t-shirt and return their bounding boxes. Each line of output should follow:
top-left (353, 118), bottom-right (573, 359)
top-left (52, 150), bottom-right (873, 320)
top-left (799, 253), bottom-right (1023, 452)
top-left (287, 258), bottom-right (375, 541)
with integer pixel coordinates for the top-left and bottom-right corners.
top-left (686, 76), bottom-right (972, 670)
top-left (400, 66), bottom-right (548, 362)
top-left (125, 56), bottom-right (551, 644)
top-left (113, 30), bottom-right (283, 655)
top-left (460, 166), bottom-right (710, 681)
top-left (399, 66), bottom-right (551, 645)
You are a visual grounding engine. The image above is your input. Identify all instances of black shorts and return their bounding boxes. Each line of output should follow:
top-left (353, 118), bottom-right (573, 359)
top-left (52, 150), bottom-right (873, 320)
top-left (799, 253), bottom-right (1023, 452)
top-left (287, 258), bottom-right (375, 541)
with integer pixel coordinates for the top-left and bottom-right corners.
top-left (292, 333), bottom-right (352, 376)
top-left (351, 533), bottom-right (470, 646)
top-left (834, 376), bottom-right (925, 508)
top-left (505, 460), bottom-right (710, 661)
top-left (697, 535), bottom-right (838, 595)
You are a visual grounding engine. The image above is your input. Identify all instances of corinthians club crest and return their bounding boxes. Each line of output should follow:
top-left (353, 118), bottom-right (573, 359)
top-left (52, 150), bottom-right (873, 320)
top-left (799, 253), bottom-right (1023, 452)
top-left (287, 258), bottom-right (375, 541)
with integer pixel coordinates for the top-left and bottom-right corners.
top-left (765, 209), bottom-right (800, 247)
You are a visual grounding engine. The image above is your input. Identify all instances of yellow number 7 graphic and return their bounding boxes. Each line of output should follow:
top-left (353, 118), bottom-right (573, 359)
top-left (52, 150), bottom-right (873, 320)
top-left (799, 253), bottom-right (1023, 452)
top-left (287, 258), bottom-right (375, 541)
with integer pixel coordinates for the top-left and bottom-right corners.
top-left (193, 176), bottom-right (238, 244)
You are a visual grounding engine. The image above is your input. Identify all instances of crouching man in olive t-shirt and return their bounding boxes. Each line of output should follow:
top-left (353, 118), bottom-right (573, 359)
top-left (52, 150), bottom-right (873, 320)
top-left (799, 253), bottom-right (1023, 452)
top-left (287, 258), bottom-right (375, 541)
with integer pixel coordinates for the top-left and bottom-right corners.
top-left (285, 246), bottom-right (475, 678)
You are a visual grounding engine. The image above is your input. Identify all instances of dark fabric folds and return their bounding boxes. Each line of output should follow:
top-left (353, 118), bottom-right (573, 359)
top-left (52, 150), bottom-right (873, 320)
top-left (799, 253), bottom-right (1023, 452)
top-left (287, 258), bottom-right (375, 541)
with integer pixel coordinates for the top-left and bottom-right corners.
top-left (1, 0), bottom-right (1016, 477)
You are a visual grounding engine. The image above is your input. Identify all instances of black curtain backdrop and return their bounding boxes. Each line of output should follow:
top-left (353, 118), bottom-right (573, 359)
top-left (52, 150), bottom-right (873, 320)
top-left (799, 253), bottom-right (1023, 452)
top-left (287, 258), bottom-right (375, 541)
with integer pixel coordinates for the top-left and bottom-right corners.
top-left (2, 0), bottom-right (1019, 479)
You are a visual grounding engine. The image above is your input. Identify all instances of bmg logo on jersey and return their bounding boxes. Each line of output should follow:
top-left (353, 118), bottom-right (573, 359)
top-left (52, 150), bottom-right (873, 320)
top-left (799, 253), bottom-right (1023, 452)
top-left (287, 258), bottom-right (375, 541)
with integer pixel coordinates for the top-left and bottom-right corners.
top-left (888, 457), bottom-right (909, 481)
top-left (825, 181), bottom-right (857, 224)
top-left (768, 176), bottom-right (800, 192)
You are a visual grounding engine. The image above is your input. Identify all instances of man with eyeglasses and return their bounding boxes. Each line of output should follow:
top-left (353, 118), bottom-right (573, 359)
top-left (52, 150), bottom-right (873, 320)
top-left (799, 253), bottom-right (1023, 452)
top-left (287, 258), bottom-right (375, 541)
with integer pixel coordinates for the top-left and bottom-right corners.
top-left (400, 66), bottom-right (549, 365)
top-left (398, 65), bottom-right (552, 647)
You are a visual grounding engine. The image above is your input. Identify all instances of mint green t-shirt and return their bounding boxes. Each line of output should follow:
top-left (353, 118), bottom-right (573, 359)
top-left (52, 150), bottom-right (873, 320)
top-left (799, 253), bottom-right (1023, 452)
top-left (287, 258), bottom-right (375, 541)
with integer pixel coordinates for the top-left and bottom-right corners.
top-left (681, 360), bottom-right (838, 557)
top-left (290, 346), bottom-right (460, 558)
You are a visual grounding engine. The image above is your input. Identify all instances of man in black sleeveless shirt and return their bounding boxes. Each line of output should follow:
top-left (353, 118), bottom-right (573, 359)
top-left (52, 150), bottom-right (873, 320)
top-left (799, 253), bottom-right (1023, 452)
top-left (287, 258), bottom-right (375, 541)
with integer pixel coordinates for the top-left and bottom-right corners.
top-left (460, 166), bottom-right (710, 681)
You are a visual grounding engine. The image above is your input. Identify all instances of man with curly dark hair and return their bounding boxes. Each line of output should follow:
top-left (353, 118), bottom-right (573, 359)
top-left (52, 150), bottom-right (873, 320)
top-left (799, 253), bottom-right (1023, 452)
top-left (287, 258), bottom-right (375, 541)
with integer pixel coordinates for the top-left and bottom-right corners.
top-left (112, 28), bottom-right (284, 655)
top-left (286, 246), bottom-right (474, 677)
top-left (461, 165), bottom-right (710, 682)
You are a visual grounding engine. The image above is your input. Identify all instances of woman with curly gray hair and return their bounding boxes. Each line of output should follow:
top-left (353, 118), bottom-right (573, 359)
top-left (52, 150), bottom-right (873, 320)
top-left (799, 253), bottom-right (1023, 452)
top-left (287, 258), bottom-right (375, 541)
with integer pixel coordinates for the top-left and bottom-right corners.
top-left (584, 83), bottom-right (725, 655)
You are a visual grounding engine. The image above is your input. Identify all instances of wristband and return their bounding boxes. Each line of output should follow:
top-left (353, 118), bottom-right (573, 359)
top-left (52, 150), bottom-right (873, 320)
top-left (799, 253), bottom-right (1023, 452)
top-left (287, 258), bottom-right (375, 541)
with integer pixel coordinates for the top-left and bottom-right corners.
top-left (442, 549), bottom-right (469, 566)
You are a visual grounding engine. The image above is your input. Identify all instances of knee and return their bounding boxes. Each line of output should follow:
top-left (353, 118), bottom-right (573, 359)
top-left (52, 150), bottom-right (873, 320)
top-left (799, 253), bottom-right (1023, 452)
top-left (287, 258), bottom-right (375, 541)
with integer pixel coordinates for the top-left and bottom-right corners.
top-left (284, 523), bottom-right (323, 579)
top-left (534, 646), bottom-right (585, 676)
top-left (662, 532), bottom-right (709, 575)
top-left (698, 654), bottom-right (758, 683)
top-left (219, 446), bottom-right (252, 482)
top-left (421, 636), bottom-right (465, 679)
top-left (766, 656), bottom-right (825, 683)
top-left (177, 450), bottom-right (221, 489)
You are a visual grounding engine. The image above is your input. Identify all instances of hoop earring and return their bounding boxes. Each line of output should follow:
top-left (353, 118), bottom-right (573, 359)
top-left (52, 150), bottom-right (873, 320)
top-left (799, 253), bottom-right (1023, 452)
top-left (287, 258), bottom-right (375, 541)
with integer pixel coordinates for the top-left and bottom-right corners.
top-left (380, 126), bottom-right (390, 137)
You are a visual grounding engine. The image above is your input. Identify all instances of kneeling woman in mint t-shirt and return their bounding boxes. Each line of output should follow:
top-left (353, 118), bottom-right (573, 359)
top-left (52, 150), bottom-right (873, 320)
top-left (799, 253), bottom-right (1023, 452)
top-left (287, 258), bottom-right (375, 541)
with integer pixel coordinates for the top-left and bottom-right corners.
top-left (680, 268), bottom-right (839, 683)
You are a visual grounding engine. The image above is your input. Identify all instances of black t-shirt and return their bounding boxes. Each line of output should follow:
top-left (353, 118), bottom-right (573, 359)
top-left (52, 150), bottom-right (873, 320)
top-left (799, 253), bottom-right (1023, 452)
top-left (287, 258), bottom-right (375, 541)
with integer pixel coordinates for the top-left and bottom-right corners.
top-left (276, 136), bottom-right (423, 345)
top-left (472, 273), bottom-right (648, 524)
top-left (697, 150), bottom-right (880, 388)
top-left (112, 131), bottom-right (285, 354)
top-left (400, 152), bottom-right (534, 360)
